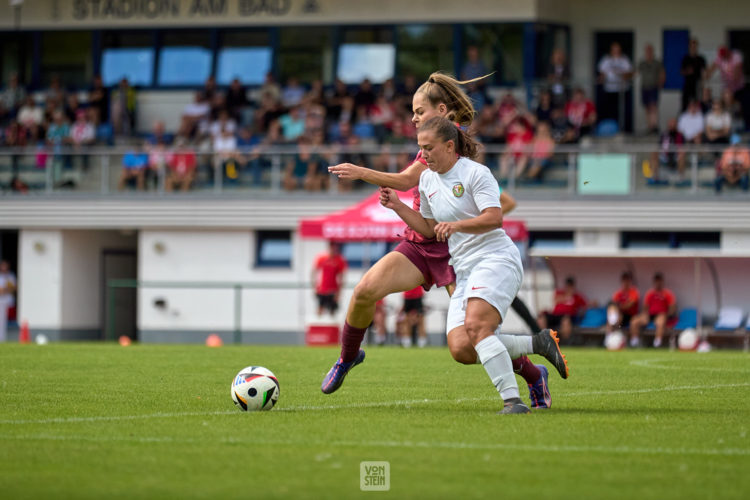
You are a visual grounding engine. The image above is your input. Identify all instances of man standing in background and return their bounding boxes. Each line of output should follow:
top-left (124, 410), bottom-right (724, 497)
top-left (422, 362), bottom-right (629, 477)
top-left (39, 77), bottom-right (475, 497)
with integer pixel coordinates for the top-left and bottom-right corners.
top-left (312, 242), bottom-right (347, 317)
top-left (680, 38), bottom-right (707, 111)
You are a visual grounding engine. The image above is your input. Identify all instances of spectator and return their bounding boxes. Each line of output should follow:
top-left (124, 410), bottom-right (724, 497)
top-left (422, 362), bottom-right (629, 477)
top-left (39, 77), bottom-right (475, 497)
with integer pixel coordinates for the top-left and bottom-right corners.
top-left (64, 93), bottom-right (83, 124)
top-left (165, 138), bottom-right (197, 192)
top-left (370, 94), bottom-right (396, 144)
top-left (45, 74), bottom-right (66, 111)
top-left (3, 122), bottom-right (27, 173)
top-left (325, 78), bottom-right (350, 122)
top-left (16, 95), bottom-right (43, 137)
top-left (704, 101), bottom-right (732, 145)
top-left (720, 88), bottom-right (744, 133)
top-left (255, 90), bottom-right (284, 132)
top-left (471, 104), bottom-right (503, 144)
top-left (398, 286), bottom-right (427, 348)
top-left (677, 99), bottom-right (705, 144)
top-left (546, 48), bottom-right (570, 108)
top-left (146, 133), bottom-right (171, 189)
top-left (527, 121), bottom-right (555, 181)
top-left (311, 241), bottom-right (347, 317)
top-left (69, 109), bottom-right (96, 171)
top-left (380, 78), bottom-right (397, 101)
top-left (629, 272), bottom-right (677, 348)
top-left (281, 76), bottom-right (306, 108)
top-left (225, 78), bottom-right (250, 124)
top-left (499, 117), bottom-right (533, 180)
top-left (9, 176), bottom-right (29, 194)
top-left (598, 42), bottom-right (633, 130)
top-left (118, 149), bottom-right (148, 191)
top-left (353, 79), bottom-right (376, 111)
top-left (0, 72), bottom-right (26, 123)
top-left (46, 110), bottom-right (71, 169)
top-left (680, 38), bottom-right (707, 111)
top-left (606, 271), bottom-right (640, 335)
top-left (88, 74), bottom-right (109, 124)
top-left (548, 107), bottom-right (576, 144)
top-left (259, 72), bottom-right (281, 103)
top-left (497, 92), bottom-right (522, 136)
top-left (331, 121), bottom-right (364, 192)
top-left (565, 88), bottom-right (597, 139)
top-left (282, 135), bottom-right (323, 191)
top-left (210, 109), bottom-right (237, 142)
top-left (245, 120), bottom-right (283, 187)
top-left (637, 44), bottom-right (665, 134)
top-left (0, 260), bottom-right (17, 343)
top-left (179, 92), bottom-right (211, 140)
top-left (715, 134), bottom-right (750, 193)
top-left (700, 86), bottom-right (714, 115)
top-left (537, 276), bottom-right (589, 344)
top-left (535, 90), bottom-right (554, 124)
top-left (279, 105), bottom-right (305, 142)
top-left (461, 45), bottom-right (490, 106)
top-left (213, 124), bottom-right (241, 185)
top-left (650, 117), bottom-right (686, 180)
top-left (145, 120), bottom-right (173, 147)
top-left (708, 45), bottom-right (749, 129)
top-left (111, 78), bottom-right (136, 137)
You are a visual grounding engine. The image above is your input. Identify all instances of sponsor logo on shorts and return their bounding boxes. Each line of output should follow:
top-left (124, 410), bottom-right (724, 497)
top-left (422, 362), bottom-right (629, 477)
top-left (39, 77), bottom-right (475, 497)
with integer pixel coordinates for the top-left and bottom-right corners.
top-left (452, 183), bottom-right (464, 197)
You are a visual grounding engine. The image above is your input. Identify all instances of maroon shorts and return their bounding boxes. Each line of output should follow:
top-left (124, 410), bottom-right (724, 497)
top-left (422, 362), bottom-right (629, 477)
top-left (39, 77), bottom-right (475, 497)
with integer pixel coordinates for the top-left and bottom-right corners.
top-left (394, 239), bottom-right (456, 291)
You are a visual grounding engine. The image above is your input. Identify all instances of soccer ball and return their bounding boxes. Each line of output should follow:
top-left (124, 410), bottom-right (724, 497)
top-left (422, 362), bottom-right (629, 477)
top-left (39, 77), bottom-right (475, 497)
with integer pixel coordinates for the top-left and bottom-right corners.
top-left (678, 328), bottom-right (699, 351)
top-left (231, 366), bottom-right (280, 411)
top-left (604, 331), bottom-right (626, 351)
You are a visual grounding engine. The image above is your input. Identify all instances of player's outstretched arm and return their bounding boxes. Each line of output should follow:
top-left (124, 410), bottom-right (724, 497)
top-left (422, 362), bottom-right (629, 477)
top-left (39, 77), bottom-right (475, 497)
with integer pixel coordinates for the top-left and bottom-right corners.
top-left (329, 160), bottom-right (425, 191)
top-left (500, 190), bottom-right (517, 215)
top-left (379, 187), bottom-right (436, 238)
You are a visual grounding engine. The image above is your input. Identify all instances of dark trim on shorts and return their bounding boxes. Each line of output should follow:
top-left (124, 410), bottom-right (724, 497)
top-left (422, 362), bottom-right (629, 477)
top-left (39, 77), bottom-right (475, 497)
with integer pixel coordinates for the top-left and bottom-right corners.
top-left (403, 298), bottom-right (424, 314)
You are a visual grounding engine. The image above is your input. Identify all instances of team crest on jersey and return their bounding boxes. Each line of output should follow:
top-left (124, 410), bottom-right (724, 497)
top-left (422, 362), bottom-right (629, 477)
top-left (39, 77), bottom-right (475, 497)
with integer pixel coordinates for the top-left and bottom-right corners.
top-left (452, 183), bottom-right (465, 197)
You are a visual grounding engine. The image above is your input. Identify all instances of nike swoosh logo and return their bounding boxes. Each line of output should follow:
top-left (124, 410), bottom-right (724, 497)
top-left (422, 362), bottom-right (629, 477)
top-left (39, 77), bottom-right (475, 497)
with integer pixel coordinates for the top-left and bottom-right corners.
top-left (471, 286), bottom-right (486, 291)
top-left (428, 191), bottom-right (437, 199)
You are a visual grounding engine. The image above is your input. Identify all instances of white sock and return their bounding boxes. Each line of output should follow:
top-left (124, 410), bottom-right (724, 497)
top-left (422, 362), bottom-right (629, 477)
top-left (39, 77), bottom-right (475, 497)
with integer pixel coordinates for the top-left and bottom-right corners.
top-left (494, 332), bottom-right (533, 359)
top-left (401, 337), bottom-right (412, 348)
top-left (475, 335), bottom-right (520, 401)
top-left (417, 337), bottom-right (427, 348)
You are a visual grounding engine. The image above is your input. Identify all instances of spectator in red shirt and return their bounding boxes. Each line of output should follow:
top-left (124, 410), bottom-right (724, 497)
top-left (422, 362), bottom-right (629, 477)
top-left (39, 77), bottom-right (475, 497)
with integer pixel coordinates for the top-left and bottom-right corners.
top-left (397, 286), bottom-right (427, 348)
top-left (606, 271), bottom-right (640, 334)
top-left (629, 272), bottom-right (677, 348)
top-left (565, 88), bottom-right (597, 140)
top-left (312, 242), bottom-right (348, 316)
top-left (166, 138), bottom-right (197, 192)
top-left (538, 276), bottom-right (588, 343)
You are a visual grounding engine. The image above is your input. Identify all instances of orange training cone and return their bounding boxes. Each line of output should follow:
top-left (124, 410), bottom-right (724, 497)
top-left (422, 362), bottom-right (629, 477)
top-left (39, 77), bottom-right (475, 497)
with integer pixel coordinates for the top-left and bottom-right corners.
top-left (19, 320), bottom-right (30, 344)
top-left (118, 335), bottom-right (132, 346)
top-left (205, 334), bottom-right (223, 347)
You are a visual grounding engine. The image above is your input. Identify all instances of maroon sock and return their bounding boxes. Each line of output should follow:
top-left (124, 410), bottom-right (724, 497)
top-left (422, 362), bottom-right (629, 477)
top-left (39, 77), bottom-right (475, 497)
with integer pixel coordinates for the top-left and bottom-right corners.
top-left (340, 321), bottom-right (367, 363)
top-left (513, 356), bottom-right (542, 384)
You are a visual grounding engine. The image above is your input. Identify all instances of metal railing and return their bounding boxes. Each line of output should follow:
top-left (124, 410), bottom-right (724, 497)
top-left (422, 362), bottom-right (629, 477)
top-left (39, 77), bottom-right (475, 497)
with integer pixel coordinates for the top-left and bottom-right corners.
top-left (0, 143), bottom-right (745, 198)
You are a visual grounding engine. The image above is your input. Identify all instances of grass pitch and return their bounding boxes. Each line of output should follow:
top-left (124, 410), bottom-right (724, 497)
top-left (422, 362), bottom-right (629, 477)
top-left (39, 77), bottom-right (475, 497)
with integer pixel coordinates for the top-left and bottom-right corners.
top-left (1, 342), bottom-right (749, 499)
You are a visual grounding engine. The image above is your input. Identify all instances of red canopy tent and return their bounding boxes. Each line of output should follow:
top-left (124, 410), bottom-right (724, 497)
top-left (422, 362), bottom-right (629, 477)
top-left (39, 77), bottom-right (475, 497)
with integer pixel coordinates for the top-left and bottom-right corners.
top-left (299, 190), bottom-right (528, 242)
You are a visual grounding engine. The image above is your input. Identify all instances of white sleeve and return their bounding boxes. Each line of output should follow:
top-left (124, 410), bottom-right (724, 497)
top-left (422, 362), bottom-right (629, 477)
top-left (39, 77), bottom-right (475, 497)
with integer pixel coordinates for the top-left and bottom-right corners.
top-left (419, 172), bottom-right (434, 220)
top-left (470, 166), bottom-right (501, 212)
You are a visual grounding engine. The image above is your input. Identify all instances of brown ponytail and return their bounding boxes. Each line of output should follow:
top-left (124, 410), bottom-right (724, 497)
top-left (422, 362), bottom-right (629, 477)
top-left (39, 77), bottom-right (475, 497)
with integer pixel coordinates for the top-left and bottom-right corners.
top-left (420, 116), bottom-right (480, 160)
top-left (415, 71), bottom-right (491, 126)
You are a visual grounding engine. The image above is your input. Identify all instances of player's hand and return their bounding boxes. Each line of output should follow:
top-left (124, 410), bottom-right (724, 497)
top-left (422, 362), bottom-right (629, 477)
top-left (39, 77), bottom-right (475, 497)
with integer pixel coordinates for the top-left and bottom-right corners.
top-left (328, 163), bottom-right (362, 180)
top-left (379, 187), bottom-right (401, 209)
top-left (433, 222), bottom-right (457, 242)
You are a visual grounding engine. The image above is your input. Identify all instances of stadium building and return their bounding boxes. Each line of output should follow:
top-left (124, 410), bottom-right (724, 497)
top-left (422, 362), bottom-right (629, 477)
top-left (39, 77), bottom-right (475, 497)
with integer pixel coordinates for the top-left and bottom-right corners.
top-left (1, 0), bottom-right (750, 346)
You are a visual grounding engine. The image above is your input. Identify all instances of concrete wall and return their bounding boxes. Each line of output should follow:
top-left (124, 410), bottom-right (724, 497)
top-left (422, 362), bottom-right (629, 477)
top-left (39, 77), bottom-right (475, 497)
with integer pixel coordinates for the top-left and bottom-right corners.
top-left (18, 229), bottom-right (136, 331)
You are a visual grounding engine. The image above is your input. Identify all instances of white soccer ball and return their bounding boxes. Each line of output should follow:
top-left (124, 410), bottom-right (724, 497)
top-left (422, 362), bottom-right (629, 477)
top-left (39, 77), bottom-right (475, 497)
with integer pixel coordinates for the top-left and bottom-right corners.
top-left (678, 328), bottom-right (699, 351)
top-left (604, 331), bottom-right (626, 351)
top-left (35, 334), bottom-right (49, 345)
top-left (231, 366), bottom-right (280, 411)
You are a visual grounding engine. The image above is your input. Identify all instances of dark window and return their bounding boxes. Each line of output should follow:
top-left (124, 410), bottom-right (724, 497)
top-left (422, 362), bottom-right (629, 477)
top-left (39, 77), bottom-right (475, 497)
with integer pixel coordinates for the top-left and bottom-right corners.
top-left (396, 25), bottom-right (454, 82)
top-left (279, 27), bottom-right (332, 84)
top-left (529, 230), bottom-right (574, 249)
top-left (256, 230), bottom-right (292, 268)
top-left (462, 24), bottom-right (524, 85)
top-left (620, 231), bottom-right (719, 249)
top-left (0, 33), bottom-right (34, 85)
top-left (663, 29), bottom-right (690, 90)
top-left (40, 31), bottom-right (93, 88)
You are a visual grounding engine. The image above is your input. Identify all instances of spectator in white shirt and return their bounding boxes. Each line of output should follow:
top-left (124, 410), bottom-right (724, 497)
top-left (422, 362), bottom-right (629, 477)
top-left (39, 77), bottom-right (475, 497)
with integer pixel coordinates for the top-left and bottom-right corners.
top-left (704, 101), bottom-right (732, 145)
top-left (677, 99), bottom-right (705, 144)
top-left (598, 42), bottom-right (633, 129)
top-left (209, 109), bottom-right (237, 141)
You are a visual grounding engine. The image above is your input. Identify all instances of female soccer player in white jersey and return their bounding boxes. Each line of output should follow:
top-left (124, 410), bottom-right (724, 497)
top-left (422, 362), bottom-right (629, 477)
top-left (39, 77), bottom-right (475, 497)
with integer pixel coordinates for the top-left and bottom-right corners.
top-left (321, 73), bottom-right (565, 409)
top-left (380, 116), bottom-right (567, 413)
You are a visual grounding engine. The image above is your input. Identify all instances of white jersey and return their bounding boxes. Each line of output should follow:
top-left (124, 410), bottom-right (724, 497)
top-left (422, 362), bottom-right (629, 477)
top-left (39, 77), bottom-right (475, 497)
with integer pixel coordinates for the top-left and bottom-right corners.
top-left (419, 157), bottom-right (517, 277)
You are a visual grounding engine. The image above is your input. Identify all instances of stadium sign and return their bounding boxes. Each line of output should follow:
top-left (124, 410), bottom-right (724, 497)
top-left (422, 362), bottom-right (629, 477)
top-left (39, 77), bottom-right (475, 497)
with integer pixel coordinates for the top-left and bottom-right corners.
top-left (71, 0), bottom-right (305, 19)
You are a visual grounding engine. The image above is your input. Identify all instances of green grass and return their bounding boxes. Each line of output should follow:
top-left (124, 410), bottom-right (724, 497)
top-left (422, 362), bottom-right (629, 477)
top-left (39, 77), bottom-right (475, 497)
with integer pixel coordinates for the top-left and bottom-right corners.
top-left (1, 343), bottom-right (749, 499)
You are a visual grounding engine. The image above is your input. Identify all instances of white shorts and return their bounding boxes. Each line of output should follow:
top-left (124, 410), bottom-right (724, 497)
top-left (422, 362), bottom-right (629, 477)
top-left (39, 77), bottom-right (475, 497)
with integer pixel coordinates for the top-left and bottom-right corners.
top-left (445, 255), bottom-right (523, 335)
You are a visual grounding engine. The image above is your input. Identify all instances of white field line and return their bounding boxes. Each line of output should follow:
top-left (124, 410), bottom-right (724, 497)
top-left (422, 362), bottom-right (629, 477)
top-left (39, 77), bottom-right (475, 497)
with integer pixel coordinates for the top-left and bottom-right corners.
top-left (0, 432), bottom-right (747, 457)
top-left (630, 358), bottom-right (750, 372)
top-left (1, 382), bottom-right (749, 426)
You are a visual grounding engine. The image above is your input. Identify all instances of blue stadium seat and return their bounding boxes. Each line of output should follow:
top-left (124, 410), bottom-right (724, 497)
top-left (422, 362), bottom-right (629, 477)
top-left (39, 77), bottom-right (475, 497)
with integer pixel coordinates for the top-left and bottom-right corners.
top-left (674, 308), bottom-right (698, 330)
top-left (714, 307), bottom-right (744, 331)
top-left (578, 307), bottom-right (607, 329)
top-left (596, 119), bottom-right (619, 137)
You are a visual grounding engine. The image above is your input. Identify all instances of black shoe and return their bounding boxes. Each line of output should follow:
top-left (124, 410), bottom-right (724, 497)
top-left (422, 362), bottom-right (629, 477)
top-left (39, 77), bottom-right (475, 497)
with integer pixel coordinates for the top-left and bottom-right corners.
top-left (532, 329), bottom-right (569, 379)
